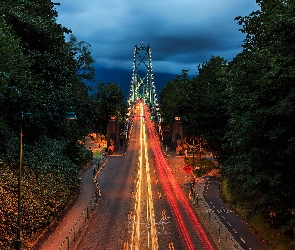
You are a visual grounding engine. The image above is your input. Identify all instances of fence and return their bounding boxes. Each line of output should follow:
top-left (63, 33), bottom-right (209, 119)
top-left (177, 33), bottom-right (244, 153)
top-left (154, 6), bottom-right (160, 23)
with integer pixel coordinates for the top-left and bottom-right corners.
top-left (58, 157), bottom-right (107, 250)
top-left (57, 192), bottom-right (101, 250)
top-left (190, 182), bottom-right (243, 250)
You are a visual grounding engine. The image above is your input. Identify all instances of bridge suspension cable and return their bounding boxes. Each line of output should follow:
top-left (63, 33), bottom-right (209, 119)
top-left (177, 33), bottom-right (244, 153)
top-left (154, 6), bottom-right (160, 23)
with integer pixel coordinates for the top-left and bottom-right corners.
top-left (127, 43), bottom-right (161, 123)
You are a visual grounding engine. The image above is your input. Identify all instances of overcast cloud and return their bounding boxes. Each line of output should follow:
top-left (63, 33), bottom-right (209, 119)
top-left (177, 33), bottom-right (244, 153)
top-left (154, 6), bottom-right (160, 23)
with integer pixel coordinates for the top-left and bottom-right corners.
top-left (56, 0), bottom-right (259, 90)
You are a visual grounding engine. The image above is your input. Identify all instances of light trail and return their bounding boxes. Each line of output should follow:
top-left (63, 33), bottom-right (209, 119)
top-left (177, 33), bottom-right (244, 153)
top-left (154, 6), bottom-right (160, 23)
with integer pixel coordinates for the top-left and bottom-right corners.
top-left (143, 104), bottom-right (214, 250)
top-left (129, 102), bottom-right (158, 250)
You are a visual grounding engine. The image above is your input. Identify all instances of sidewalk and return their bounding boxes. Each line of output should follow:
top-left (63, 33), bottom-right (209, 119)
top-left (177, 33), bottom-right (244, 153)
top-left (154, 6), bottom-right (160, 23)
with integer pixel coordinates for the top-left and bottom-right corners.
top-left (34, 142), bottom-right (101, 250)
top-left (34, 138), bottom-right (125, 250)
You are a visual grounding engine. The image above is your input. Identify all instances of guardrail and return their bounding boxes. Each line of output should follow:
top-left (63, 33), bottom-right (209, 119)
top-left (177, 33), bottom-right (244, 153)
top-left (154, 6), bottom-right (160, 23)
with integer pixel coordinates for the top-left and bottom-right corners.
top-left (190, 182), bottom-right (243, 250)
top-left (58, 157), bottom-right (106, 250)
top-left (58, 193), bottom-right (101, 250)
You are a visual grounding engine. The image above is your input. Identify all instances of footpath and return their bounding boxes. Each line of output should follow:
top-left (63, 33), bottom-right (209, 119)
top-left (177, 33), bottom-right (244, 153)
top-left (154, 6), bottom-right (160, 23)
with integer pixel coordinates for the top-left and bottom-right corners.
top-left (34, 141), bottom-right (103, 250)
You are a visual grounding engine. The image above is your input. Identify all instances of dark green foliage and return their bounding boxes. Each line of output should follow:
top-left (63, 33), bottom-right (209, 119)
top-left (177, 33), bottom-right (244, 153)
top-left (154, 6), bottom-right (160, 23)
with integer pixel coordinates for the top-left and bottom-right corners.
top-left (160, 57), bottom-right (228, 156)
top-left (67, 34), bottom-right (96, 85)
top-left (222, 1), bottom-right (295, 244)
top-left (0, 1), bottom-right (126, 248)
top-left (0, 118), bottom-right (19, 163)
top-left (159, 1), bottom-right (295, 246)
top-left (64, 140), bottom-right (93, 168)
top-left (91, 81), bottom-right (127, 134)
top-left (189, 56), bottom-right (228, 153)
top-left (159, 69), bottom-right (190, 125)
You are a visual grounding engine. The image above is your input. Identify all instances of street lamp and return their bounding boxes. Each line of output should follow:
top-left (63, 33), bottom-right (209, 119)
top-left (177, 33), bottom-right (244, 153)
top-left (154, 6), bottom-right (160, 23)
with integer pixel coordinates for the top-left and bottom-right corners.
top-left (65, 106), bottom-right (77, 120)
top-left (15, 111), bottom-right (31, 250)
top-left (15, 108), bottom-right (76, 250)
top-left (192, 137), bottom-right (196, 167)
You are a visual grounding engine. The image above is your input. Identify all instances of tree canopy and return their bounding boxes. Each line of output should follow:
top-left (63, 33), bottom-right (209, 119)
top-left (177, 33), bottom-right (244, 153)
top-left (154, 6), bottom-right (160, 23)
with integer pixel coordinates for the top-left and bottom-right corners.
top-left (223, 0), bottom-right (295, 242)
top-left (159, 1), bottom-right (295, 247)
top-left (0, 1), bottom-right (127, 248)
top-left (91, 81), bottom-right (127, 134)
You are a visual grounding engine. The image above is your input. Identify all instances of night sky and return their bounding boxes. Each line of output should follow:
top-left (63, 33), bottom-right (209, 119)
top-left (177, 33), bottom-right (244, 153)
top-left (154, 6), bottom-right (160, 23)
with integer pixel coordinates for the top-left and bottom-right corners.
top-left (56, 0), bottom-right (260, 94)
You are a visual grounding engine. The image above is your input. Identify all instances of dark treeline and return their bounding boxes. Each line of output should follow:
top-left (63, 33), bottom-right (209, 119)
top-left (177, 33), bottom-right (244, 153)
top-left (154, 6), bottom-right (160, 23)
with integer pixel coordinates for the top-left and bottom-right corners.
top-left (0, 1), bottom-right (126, 248)
top-left (160, 1), bottom-right (295, 248)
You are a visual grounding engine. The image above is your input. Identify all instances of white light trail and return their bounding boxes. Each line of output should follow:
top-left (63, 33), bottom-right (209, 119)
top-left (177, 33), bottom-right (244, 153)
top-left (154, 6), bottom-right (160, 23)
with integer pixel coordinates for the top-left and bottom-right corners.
top-left (130, 102), bottom-right (158, 250)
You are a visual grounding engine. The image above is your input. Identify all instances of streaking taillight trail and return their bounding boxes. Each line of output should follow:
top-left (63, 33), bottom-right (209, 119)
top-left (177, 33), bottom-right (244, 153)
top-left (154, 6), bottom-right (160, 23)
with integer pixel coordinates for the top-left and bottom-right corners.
top-left (144, 104), bottom-right (214, 250)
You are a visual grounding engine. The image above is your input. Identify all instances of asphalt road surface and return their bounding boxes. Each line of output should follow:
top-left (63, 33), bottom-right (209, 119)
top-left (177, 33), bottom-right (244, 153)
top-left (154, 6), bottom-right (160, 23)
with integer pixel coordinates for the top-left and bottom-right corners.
top-left (76, 102), bottom-right (215, 249)
top-left (203, 177), bottom-right (268, 250)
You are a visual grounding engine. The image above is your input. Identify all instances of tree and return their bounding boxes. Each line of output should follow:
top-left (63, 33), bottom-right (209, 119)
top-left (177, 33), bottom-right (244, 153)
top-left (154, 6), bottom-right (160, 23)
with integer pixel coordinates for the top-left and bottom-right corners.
top-left (0, 2), bottom-right (95, 247)
top-left (0, 5), bottom-right (33, 163)
top-left (160, 59), bottom-right (228, 157)
top-left (222, 0), bottom-right (295, 241)
top-left (184, 56), bottom-right (228, 155)
top-left (67, 34), bottom-right (95, 85)
top-left (1, 0), bottom-right (76, 138)
top-left (91, 82), bottom-right (127, 134)
top-left (159, 70), bottom-right (190, 124)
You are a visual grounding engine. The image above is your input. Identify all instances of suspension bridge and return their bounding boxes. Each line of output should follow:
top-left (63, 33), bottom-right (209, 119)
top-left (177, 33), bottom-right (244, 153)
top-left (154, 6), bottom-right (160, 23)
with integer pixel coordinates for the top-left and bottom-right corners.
top-left (127, 42), bottom-right (161, 124)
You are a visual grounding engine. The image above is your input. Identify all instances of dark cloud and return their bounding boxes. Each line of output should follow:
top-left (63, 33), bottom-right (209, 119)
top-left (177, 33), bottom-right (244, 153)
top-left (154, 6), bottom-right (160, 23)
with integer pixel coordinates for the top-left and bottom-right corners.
top-left (57, 0), bottom-right (259, 87)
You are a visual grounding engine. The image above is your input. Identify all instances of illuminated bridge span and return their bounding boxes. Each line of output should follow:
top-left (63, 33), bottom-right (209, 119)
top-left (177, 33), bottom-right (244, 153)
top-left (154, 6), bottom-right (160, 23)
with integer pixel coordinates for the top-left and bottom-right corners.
top-left (127, 43), bottom-right (161, 124)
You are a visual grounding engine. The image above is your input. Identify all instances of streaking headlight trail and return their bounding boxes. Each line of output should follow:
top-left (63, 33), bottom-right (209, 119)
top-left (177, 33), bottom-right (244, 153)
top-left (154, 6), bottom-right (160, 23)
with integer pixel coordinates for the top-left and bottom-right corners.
top-left (130, 102), bottom-right (158, 250)
top-left (144, 104), bottom-right (214, 250)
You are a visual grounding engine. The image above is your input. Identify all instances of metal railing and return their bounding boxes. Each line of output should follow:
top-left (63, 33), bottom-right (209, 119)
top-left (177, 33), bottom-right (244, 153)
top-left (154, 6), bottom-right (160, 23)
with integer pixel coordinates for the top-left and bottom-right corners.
top-left (190, 182), bottom-right (243, 250)
top-left (58, 157), bottom-right (106, 250)
top-left (58, 193), bottom-right (101, 250)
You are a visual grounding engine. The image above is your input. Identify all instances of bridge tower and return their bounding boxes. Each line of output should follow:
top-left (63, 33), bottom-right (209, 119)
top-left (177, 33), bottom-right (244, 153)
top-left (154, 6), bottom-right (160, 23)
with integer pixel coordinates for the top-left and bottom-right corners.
top-left (128, 43), bottom-right (159, 112)
top-left (125, 43), bottom-right (162, 141)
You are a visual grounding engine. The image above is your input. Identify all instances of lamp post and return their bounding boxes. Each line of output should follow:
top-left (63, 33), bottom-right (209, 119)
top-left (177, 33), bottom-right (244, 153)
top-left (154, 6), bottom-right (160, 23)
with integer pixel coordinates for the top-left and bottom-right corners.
top-left (192, 145), bottom-right (195, 167)
top-left (15, 111), bottom-right (24, 250)
top-left (15, 108), bottom-right (76, 250)
top-left (192, 137), bottom-right (196, 167)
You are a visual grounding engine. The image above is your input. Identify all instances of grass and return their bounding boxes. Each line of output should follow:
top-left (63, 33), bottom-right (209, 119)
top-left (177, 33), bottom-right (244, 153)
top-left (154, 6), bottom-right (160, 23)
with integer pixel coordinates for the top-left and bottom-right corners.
top-left (184, 156), bottom-right (215, 177)
top-left (248, 214), bottom-right (293, 250)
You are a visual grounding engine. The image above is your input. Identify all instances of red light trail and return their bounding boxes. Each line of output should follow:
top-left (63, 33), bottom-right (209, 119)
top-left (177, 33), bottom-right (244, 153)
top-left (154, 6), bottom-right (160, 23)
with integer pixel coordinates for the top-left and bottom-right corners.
top-left (143, 104), bottom-right (214, 250)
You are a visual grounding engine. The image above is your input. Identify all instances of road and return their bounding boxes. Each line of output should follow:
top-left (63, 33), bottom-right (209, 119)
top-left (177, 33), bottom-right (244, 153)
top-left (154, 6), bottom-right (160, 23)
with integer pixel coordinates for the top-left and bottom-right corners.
top-left (204, 177), bottom-right (268, 250)
top-left (76, 102), bottom-right (215, 249)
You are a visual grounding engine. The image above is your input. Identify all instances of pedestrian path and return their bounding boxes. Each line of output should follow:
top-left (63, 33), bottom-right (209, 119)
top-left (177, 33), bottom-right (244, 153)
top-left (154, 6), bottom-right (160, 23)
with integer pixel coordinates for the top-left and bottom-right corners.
top-left (36, 159), bottom-right (99, 250)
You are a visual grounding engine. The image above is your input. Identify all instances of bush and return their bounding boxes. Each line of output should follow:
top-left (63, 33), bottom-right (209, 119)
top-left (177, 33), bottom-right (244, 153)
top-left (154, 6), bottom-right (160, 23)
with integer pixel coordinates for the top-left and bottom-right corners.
top-left (64, 141), bottom-right (92, 170)
top-left (186, 158), bottom-right (215, 177)
top-left (0, 136), bottom-right (84, 249)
